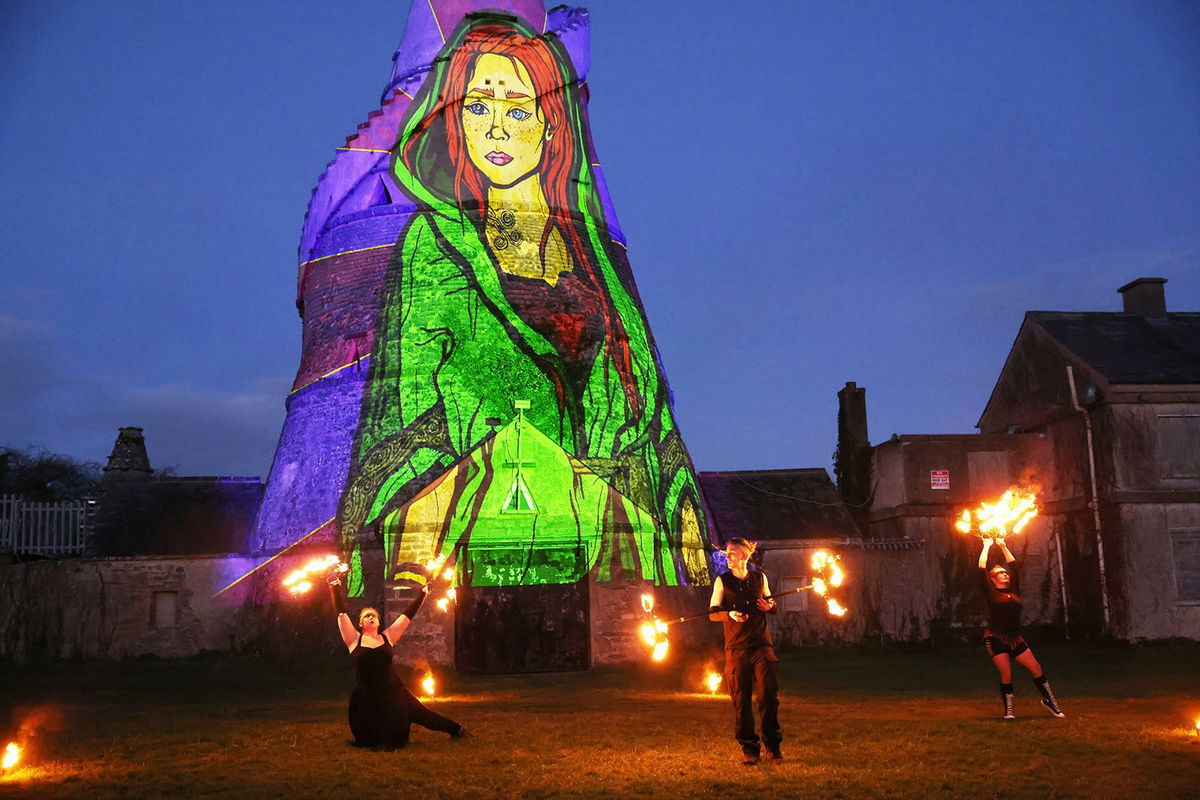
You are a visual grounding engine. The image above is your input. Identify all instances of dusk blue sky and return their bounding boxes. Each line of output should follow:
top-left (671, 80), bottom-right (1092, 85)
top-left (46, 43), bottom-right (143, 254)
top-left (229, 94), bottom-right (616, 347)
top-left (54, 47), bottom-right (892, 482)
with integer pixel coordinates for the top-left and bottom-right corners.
top-left (2, 1), bottom-right (1198, 478)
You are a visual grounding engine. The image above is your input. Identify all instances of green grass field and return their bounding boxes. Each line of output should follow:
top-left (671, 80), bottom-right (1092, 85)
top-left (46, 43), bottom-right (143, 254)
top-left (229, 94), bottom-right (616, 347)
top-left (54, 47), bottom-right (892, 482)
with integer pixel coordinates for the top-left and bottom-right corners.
top-left (1, 643), bottom-right (1198, 798)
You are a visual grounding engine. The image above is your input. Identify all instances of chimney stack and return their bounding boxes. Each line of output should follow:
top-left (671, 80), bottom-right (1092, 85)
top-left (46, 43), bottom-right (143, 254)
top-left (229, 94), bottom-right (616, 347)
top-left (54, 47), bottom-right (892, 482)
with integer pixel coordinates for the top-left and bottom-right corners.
top-left (102, 427), bottom-right (152, 480)
top-left (1118, 277), bottom-right (1167, 315)
top-left (835, 382), bottom-right (871, 531)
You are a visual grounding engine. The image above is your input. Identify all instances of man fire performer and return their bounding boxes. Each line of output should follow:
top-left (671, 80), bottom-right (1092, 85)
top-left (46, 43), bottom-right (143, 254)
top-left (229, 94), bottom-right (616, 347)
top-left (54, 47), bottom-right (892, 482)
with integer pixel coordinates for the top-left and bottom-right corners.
top-left (709, 538), bottom-right (782, 765)
top-left (327, 571), bottom-right (470, 748)
top-left (978, 537), bottom-right (1065, 720)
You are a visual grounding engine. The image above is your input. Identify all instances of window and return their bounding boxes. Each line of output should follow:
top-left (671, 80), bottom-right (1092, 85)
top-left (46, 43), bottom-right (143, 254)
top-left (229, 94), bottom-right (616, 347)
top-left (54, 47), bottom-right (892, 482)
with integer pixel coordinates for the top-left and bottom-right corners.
top-left (1170, 529), bottom-right (1200, 604)
top-left (1158, 416), bottom-right (1200, 478)
top-left (779, 576), bottom-right (809, 613)
top-left (501, 475), bottom-right (537, 513)
top-left (151, 591), bottom-right (178, 629)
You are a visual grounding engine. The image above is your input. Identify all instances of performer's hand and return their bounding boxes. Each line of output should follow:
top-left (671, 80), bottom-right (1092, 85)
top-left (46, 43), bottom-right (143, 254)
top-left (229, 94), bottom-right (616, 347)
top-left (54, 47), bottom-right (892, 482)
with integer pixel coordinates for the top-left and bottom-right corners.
top-left (756, 597), bottom-right (775, 611)
top-left (729, 611), bottom-right (749, 623)
top-left (981, 537), bottom-right (994, 547)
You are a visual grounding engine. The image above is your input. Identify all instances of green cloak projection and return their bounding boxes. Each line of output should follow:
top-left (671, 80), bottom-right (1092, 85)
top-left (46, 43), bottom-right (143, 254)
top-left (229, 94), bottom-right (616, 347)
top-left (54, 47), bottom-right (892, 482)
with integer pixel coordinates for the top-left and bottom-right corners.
top-left (339, 13), bottom-right (709, 592)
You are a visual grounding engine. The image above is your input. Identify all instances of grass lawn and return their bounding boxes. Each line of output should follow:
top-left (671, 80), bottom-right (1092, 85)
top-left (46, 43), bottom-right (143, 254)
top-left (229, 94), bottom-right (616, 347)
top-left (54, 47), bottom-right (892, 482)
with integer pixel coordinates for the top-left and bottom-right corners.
top-left (1, 643), bottom-right (1198, 798)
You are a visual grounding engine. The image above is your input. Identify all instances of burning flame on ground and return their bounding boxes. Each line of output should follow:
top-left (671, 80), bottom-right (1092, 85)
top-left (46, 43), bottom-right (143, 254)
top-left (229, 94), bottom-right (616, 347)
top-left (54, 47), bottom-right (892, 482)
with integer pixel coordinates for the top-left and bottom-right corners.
top-left (705, 671), bottom-right (722, 694)
top-left (955, 489), bottom-right (1040, 539)
top-left (1, 742), bottom-right (18, 771)
top-left (421, 673), bottom-right (436, 697)
top-left (281, 555), bottom-right (347, 595)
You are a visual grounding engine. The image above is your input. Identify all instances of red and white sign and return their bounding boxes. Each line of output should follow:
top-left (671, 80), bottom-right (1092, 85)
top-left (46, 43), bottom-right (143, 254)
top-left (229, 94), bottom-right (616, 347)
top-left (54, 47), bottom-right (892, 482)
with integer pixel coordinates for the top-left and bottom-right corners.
top-left (930, 470), bottom-right (950, 490)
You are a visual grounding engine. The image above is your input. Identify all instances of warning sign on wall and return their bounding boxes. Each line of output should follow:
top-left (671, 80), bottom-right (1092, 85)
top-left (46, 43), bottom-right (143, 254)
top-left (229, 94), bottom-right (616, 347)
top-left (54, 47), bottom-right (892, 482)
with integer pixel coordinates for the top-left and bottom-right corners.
top-left (930, 470), bottom-right (950, 490)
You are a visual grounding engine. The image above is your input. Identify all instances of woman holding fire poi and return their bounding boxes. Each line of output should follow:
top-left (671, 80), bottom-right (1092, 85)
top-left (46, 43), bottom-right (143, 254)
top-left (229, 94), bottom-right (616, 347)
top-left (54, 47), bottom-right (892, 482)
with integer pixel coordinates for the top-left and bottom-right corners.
top-left (966, 494), bottom-right (1066, 721)
top-left (326, 570), bottom-right (469, 749)
top-left (708, 538), bottom-right (782, 766)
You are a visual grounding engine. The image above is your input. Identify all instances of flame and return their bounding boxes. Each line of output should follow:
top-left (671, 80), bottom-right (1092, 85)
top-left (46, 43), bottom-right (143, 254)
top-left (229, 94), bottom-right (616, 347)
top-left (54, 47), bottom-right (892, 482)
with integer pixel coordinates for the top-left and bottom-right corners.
top-left (957, 490), bottom-right (1040, 539)
top-left (442, 567), bottom-right (455, 581)
top-left (705, 671), bottom-right (722, 694)
top-left (640, 617), bottom-right (670, 661)
top-left (826, 598), bottom-right (848, 617)
top-left (424, 554), bottom-right (447, 574)
top-left (809, 550), bottom-right (849, 617)
top-left (1, 742), bottom-right (18, 770)
top-left (651, 640), bottom-right (669, 662)
top-left (435, 597), bottom-right (450, 613)
top-left (421, 673), bottom-right (436, 696)
top-left (640, 593), bottom-right (654, 613)
top-left (811, 577), bottom-right (828, 597)
top-left (281, 554), bottom-right (346, 595)
top-left (446, 587), bottom-right (457, 602)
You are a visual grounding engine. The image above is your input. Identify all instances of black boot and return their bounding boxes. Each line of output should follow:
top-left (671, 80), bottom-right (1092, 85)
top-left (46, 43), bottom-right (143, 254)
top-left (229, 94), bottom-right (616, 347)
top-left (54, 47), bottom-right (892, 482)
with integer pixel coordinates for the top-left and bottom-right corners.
top-left (1000, 683), bottom-right (1015, 720)
top-left (1033, 675), bottom-right (1065, 718)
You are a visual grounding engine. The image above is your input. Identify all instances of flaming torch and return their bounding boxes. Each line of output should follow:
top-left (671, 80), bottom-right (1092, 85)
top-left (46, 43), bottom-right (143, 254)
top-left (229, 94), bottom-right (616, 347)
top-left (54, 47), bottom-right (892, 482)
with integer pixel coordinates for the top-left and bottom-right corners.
top-left (422, 554), bottom-right (460, 613)
top-left (638, 593), bottom-right (670, 662)
top-left (1, 742), bottom-right (18, 772)
top-left (281, 554), bottom-right (347, 596)
top-left (809, 550), bottom-right (849, 617)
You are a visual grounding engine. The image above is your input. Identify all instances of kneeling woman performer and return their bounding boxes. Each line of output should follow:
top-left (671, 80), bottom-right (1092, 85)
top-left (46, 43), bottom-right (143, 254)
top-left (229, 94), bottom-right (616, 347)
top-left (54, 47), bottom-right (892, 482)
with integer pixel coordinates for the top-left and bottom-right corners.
top-left (327, 573), bottom-right (468, 748)
top-left (978, 536), bottom-right (1065, 720)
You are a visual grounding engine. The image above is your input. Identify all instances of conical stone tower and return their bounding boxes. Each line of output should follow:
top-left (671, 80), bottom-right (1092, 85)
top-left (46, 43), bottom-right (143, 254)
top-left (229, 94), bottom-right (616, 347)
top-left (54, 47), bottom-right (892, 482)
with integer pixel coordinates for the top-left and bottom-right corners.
top-left (250, 1), bottom-right (711, 620)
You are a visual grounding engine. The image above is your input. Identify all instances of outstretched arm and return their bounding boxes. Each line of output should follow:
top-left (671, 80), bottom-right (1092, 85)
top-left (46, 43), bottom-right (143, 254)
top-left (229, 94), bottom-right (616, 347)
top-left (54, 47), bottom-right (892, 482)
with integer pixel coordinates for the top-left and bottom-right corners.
top-left (758, 574), bottom-right (778, 614)
top-left (382, 584), bottom-right (429, 643)
top-left (329, 577), bottom-right (358, 652)
top-left (978, 537), bottom-right (995, 570)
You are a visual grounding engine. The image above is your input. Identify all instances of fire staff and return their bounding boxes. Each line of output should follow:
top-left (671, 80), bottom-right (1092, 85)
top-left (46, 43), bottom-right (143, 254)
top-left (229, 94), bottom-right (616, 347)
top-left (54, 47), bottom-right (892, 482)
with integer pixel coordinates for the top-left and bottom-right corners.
top-left (978, 537), bottom-right (1065, 720)
top-left (709, 538), bottom-right (782, 766)
top-left (327, 573), bottom-right (470, 748)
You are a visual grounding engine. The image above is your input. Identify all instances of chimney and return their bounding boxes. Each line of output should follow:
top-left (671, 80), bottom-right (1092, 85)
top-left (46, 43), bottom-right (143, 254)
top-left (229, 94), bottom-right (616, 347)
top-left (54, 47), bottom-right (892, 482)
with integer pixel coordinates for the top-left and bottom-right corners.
top-left (102, 426), bottom-right (152, 480)
top-left (1118, 277), bottom-right (1167, 315)
top-left (835, 382), bottom-right (871, 530)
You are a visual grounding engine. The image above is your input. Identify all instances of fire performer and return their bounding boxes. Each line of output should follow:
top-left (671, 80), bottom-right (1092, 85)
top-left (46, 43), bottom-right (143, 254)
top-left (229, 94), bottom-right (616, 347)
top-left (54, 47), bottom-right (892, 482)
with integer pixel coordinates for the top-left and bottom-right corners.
top-left (978, 537), bottom-right (1065, 720)
top-left (327, 571), bottom-right (470, 748)
top-left (709, 538), bottom-right (782, 766)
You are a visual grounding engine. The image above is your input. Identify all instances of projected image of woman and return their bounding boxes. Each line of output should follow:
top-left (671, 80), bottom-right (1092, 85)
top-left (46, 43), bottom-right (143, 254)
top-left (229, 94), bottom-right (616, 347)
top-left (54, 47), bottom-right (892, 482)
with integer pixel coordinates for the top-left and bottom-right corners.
top-left (339, 15), bottom-right (709, 590)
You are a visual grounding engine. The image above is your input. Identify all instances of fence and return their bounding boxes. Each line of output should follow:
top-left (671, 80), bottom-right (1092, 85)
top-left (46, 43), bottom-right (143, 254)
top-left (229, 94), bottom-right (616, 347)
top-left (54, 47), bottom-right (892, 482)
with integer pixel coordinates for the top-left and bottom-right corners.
top-left (0, 494), bottom-right (93, 556)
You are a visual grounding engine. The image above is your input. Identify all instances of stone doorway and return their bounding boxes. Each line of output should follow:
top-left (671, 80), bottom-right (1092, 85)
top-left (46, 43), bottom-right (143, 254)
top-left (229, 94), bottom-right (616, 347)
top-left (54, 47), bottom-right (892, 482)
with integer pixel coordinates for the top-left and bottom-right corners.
top-left (454, 581), bottom-right (590, 673)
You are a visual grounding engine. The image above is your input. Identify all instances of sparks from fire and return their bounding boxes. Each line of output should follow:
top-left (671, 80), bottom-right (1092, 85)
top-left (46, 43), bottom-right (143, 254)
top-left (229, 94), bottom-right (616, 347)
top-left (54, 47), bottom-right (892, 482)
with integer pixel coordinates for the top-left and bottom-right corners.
top-left (281, 554), bottom-right (347, 595)
top-left (1, 742), bottom-right (18, 771)
top-left (955, 489), bottom-right (1039, 540)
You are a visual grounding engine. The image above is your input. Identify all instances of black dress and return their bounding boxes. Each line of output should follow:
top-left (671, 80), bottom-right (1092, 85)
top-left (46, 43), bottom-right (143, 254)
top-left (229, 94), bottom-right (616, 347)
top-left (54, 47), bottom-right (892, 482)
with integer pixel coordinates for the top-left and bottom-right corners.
top-left (348, 633), bottom-right (461, 748)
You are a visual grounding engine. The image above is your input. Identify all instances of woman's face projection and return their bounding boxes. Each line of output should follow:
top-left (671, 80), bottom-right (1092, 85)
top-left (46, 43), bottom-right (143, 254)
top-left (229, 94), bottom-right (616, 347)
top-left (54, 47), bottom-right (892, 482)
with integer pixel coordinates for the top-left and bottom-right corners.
top-left (461, 53), bottom-right (546, 187)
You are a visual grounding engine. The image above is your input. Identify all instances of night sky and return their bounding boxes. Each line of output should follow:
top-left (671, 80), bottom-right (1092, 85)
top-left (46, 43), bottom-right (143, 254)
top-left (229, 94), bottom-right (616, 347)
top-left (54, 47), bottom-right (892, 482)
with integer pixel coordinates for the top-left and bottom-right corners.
top-left (2, 0), bottom-right (1198, 478)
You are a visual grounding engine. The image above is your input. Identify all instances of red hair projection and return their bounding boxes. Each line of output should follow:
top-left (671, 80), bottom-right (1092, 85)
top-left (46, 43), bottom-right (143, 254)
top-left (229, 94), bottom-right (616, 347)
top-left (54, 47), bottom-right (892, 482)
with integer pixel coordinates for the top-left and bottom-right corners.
top-left (400, 22), bottom-right (640, 416)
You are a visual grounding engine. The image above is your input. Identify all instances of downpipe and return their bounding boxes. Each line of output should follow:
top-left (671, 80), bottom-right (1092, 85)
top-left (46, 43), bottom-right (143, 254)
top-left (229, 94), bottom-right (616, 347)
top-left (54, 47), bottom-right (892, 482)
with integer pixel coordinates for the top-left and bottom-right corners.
top-left (1066, 365), bottom-right (1111, 632)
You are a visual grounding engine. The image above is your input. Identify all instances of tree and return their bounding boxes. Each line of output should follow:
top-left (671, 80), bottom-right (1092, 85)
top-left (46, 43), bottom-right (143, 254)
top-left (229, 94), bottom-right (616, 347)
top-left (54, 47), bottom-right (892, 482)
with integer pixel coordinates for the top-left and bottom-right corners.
top-left (0, 447), bottom-right (102, 501)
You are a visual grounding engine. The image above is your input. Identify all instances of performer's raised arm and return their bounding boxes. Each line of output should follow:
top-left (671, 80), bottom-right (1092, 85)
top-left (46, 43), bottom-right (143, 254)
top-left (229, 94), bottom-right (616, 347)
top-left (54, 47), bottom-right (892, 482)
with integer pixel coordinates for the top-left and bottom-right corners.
top-left (382, 584), bottom-right (429, 643)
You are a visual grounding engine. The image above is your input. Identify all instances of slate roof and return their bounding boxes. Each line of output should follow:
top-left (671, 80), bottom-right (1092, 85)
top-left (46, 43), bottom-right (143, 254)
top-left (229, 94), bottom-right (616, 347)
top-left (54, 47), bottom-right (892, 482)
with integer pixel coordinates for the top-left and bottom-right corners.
top-left (699, 469), bottom-right (861, 545)
top-left (1029, 312), bottom-right (1200, 384)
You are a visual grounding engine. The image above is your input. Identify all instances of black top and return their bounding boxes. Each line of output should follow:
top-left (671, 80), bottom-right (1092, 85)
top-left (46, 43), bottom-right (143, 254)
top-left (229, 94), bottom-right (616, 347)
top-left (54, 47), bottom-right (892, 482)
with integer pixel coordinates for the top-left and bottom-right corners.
top-left (718, 570), bottom-right (774, 651)
top-left (352, 633), bottom-right (395, 694)
top-left (980, 570), bottom-right (1022, 637)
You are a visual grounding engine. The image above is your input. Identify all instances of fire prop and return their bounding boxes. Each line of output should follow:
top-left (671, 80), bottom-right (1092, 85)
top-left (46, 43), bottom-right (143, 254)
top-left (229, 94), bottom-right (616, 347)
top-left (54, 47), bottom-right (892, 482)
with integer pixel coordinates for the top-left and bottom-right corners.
top-left (705, 671), bottom-right (722, 694)
top-left (281, 554), bottom-right (348, 595)
top-left (955, 489), bottom-right (1039, 541)
top-left (639, 593), bottom-right (670, 661)
top-left (1, 742), bottom-right (18, 771)
top-left (423, 554), bottom-right (459, 614)
top-left (638, 551), bottom-right (850, 659)
top-left (421, 673), bottom-right (436, 697)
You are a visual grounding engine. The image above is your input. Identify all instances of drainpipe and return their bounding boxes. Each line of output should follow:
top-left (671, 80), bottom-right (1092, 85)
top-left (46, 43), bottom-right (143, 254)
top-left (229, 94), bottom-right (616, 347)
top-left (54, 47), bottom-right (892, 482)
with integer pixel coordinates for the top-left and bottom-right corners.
top-left (1066, 366), bottom-right (1111, 632)
top-left (1053, 529), bottom-right (1070, 639)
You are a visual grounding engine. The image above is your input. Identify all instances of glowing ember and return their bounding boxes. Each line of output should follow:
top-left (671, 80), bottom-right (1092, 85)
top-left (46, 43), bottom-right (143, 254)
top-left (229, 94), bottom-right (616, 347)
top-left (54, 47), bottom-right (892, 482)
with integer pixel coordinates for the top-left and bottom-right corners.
top-left (956, 489), bottom-right (1040, 539)
top-left (281, 554), bottom-right (347, 595)
top-left (640, 593), bottom-right (654, 613)
top-left (1, 742), bottom-right (18, 771)
top-left (705, 671), bottom-right (722, 694)
top-left (421, 673), bottom-right (436, 696)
